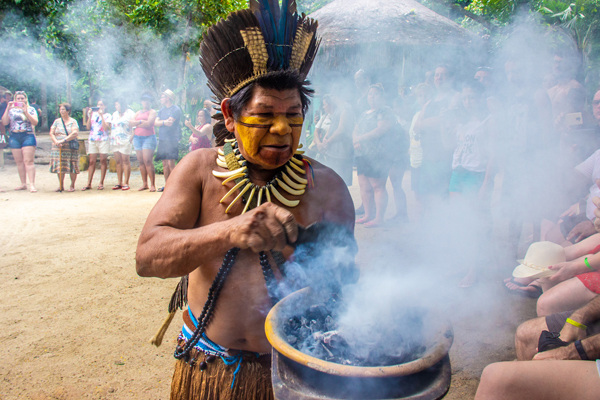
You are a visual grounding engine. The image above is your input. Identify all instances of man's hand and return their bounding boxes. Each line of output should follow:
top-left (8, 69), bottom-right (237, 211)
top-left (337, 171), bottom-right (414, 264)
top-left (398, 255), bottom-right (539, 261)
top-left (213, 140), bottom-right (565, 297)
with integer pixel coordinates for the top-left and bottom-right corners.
top-left (533, 343), bottom-right (578, 361)
top-left (559, 202), bottom-right (581, 224)
top-left (559, 317), bottom-right (588, 343)
top-left (228, 202), bottom-right (298, 252)
top-left (164, 119), bottom-right (174, 127)
top-left (566, 220), bottom-right (596, 243)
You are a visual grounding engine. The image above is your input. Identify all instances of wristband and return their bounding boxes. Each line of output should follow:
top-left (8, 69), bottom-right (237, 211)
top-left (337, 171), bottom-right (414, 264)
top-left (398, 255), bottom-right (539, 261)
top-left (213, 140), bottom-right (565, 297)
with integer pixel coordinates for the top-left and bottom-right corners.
top-left (574, 340), bottom-right (589, 360)
top-left (566, 318), bottom-right (587, 330)
top-left (584, 257), bottom-right (593, 271)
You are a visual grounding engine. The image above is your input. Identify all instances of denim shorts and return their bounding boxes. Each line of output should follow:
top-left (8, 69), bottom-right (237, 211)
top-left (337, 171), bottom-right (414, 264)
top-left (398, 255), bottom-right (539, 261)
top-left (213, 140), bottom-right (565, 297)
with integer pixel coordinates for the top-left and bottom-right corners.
top-left (133, 134), bottom-right (157, 151)
top-left (9, 132), bottom-right (36, 149)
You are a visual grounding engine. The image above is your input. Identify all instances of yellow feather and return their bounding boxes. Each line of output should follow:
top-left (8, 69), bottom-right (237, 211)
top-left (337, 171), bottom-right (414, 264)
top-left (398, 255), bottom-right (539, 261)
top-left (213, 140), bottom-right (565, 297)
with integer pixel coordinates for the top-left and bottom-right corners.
top-left (290, 157), bottom-right (304, 166)
top-left (257, 187), bottom-right (263, 207)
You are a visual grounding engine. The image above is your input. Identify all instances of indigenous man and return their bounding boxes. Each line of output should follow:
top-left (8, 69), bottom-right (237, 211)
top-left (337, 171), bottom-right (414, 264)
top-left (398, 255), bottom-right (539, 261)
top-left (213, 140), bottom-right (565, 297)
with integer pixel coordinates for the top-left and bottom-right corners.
top-left (136, 1), bottom-right (354, 399)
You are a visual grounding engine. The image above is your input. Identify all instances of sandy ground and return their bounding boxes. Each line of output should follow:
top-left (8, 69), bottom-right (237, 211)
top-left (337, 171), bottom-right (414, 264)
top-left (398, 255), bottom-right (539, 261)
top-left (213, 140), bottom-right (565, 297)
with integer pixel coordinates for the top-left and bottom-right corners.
top-left (0, 146), bottom-right (536, 400)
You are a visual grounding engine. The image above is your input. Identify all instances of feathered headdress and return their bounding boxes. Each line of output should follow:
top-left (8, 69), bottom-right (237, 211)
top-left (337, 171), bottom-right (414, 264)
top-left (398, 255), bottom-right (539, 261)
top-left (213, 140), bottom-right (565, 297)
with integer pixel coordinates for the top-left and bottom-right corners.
top-left (200, 0), bottom-right (320, 105)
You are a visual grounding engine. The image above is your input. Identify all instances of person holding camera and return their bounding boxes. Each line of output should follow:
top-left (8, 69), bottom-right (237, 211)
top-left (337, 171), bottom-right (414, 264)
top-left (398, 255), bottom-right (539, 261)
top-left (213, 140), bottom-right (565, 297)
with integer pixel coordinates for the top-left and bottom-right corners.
top-left (1, 90), bottom-right (38, 192)
top-left (49, 103), bottom-right (80, 192)
top-left (83, 100), bottom-right (111, 190)
top-left (110, 99), bottom-right (135, 190)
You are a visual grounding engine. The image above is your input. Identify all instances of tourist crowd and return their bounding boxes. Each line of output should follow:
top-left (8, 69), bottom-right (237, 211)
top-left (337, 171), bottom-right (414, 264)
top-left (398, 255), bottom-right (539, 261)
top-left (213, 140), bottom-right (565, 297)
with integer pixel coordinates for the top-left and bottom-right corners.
top-left (3, 51), bottom-right (600, 398)
top-left (0, 89), bottom-right (214, 193)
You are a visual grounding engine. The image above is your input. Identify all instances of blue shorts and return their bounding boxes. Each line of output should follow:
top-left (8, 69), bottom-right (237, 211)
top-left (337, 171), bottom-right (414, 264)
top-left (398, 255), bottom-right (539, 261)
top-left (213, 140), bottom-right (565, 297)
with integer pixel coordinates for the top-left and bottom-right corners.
top-left (133, 134), bottom-right (157, 151)
top-left (449, 167), bottom-right (485, 194)
top-left (9, 132), bottom-right (36, 149)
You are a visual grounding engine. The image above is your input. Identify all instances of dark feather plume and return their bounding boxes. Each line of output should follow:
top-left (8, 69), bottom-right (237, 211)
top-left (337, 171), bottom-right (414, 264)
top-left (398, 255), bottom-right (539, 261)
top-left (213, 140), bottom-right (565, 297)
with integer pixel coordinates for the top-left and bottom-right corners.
top-left (200, 0), bottom-right (319, 104)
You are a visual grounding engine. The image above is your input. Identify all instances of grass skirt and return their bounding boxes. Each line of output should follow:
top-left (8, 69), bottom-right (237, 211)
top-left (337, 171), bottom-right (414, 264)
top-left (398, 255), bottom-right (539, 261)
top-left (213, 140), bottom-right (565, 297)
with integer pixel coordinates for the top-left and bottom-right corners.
top-left (170, 338), bottom-right (273, 400)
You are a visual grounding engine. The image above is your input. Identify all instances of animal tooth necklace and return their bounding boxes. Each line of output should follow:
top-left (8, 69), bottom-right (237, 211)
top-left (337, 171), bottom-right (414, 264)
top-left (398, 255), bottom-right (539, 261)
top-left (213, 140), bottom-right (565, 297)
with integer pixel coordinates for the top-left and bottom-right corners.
top-left (212, 138), bottom-right (314, 214)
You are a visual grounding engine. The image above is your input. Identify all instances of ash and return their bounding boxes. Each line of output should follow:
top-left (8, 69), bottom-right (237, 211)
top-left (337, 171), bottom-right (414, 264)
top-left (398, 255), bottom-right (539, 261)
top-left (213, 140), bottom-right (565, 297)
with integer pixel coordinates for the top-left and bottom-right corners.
top-left (283, 296), bottom-right (427, 367)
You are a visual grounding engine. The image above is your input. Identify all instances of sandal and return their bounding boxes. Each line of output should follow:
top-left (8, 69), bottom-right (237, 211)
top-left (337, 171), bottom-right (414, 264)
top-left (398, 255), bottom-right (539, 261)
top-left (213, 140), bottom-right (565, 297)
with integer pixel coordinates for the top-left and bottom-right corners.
top-left (157, 187), bottom-right (165, 192)
top-left (503, 278), bottom-right (543, 299)
top-left (122, 185), bottom-right (130, 191)
top-left (81, 186), bottom-right (92, 191)
top-left (112, 185), bottom-right (122, 190)
top-left (97, 185), bottom-right (104, 190)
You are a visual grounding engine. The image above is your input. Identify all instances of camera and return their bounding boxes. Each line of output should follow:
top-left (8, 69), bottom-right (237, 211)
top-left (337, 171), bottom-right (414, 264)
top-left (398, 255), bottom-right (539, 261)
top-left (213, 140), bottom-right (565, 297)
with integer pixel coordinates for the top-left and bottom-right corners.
top-left (13, 102), bottom-right (24, 107)
top-left (91, 107), bottom-right (100, 112)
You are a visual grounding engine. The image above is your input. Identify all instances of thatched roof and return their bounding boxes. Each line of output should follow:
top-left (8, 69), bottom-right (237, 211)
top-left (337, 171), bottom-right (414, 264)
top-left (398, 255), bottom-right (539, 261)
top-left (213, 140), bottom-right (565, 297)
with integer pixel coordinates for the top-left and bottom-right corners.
top-left (310, 0), bottom-right (477, 46)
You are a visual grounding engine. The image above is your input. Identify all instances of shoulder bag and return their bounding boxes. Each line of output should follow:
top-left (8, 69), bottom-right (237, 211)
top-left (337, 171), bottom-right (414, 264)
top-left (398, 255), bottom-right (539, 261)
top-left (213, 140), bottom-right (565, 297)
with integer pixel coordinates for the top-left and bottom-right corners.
top-left (61, 118), bottom-right (79, 150)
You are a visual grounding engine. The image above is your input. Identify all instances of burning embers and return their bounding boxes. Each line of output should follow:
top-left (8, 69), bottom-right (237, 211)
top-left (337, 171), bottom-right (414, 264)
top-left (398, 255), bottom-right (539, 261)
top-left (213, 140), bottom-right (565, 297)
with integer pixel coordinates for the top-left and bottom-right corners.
top-left (283, 295), bottom-right (427, 367)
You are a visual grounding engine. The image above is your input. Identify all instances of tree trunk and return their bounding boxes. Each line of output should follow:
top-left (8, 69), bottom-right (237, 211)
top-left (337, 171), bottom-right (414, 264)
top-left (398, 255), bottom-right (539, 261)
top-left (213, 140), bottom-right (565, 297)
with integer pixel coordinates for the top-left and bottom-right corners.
top-left (65, 60), bottom-right (71, 104)
top-left (40, 45), bottom-right (48, 131)
top-left (177, 14), bottom-right (193, 107)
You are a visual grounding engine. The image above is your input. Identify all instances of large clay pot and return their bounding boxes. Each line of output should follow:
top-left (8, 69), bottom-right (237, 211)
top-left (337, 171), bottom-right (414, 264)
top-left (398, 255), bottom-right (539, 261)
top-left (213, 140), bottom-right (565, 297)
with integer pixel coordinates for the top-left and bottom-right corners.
top-left (265, 287), bottom-right (454, 399)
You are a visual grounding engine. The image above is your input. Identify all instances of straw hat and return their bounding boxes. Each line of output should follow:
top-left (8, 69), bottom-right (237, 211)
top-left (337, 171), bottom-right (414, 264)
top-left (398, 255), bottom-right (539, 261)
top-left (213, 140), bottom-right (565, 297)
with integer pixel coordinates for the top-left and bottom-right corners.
top-left (162, 89), bottom-right (176, 102)
top-left (512, 241), bottom-right (566, 279)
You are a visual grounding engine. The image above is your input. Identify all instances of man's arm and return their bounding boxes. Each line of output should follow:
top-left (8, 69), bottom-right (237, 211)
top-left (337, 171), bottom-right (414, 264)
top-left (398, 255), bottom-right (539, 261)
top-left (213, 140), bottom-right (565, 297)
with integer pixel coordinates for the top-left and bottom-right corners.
top-left (136, 151), bottom-right (298, 279)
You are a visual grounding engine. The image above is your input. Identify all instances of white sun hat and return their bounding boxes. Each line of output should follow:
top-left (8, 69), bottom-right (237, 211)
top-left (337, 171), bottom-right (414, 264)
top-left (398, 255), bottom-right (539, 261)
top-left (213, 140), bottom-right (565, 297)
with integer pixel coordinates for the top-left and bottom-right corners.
top-left (512, 241), bottom-right (566, 279)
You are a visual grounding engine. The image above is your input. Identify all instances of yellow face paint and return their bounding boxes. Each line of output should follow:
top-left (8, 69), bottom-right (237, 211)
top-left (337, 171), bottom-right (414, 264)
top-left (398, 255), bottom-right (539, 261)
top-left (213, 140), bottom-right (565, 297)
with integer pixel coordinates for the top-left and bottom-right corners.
top-left (235, 115), bottom-right (303, 168)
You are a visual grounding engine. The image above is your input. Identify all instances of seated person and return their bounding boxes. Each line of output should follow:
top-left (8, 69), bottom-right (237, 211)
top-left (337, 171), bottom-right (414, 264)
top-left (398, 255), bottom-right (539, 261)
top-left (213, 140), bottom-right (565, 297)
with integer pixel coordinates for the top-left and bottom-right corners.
top-left (475, 295), bottom-right (600, 400)
top-left (543, 144), bottom-right (600, 248)
top-left (506, 233), bottom-right (600, 315)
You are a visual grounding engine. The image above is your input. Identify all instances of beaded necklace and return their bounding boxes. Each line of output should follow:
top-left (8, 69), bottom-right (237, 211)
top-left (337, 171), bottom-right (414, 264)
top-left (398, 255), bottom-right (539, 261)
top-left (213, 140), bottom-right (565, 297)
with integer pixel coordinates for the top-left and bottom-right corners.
top-left (212, 138), bottom-right (314, 214)
top-left (174, 140), bottom-right (314, 363)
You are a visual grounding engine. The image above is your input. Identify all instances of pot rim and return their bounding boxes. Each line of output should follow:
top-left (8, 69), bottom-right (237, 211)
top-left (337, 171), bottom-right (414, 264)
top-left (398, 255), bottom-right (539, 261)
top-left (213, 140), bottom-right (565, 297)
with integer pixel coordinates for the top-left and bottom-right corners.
top-left (265, 287), bottom-right (454, 378)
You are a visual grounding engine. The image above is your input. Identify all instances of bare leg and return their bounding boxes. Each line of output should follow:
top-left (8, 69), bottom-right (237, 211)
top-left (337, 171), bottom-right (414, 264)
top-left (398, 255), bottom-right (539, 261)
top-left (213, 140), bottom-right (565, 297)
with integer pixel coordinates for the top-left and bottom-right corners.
top-left (123, 155), bottom-right (131, 186)
top-left (515, 317), bottom-right (548, 360)
top-left (114, 152), bottom-right (123, 186)
top-left (537, 277), bottom-right (598, 317)
top-left (87, 153), bottom-right (98, 187)
top-left (99, 154), bottom-right (108, 187)
top-left (22, 146), bottom-right (36, 192)
top-left (69, 173), bottom-right (77, 191)
top-left (11, 149), bottom-right (27, 189)
top-left (388, 165), bottom-right (407, 222)
top-left (356, 174), bottom-right (375, 223)
top-left (475, 361), bottom-right (600, 400)
top-left (144, 148), bottom-right (156, 191)
top-left (163, 159), bottom-right (175, 182)
top-left (0, 148), bottom-right (4, 169)
top-left (366, 177), bottom-right (388, 226)
top-left (136, 150), bottom-right (148, 189)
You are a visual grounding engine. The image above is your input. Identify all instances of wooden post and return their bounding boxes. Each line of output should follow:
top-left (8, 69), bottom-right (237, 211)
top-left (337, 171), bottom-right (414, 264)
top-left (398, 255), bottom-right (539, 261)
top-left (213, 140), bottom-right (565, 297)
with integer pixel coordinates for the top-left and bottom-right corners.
top-left (40, 45), bottom-right (48, 131)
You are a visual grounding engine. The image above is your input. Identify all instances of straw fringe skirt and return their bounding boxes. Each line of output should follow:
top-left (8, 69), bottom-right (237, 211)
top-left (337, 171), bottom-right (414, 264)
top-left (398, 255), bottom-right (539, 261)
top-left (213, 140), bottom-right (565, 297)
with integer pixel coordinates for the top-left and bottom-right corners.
top-left (170, 340), bottom-right (273, 400)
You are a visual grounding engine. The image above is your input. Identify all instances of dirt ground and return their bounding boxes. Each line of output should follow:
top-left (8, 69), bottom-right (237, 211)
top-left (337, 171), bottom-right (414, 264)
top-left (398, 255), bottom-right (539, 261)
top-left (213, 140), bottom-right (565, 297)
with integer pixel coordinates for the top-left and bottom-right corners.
top-left (0, 145), bottom-right (536, 400)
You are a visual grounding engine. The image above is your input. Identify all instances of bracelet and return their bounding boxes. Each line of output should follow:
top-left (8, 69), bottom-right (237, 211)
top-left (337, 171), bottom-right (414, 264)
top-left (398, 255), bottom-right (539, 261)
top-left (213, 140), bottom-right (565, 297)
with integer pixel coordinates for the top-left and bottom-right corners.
top-left (584, 257), bottom-right (593, 271)
top-left (574, 340), bottom-right (589, 360)
top-left (566, 318), bottom-right (587, 330)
